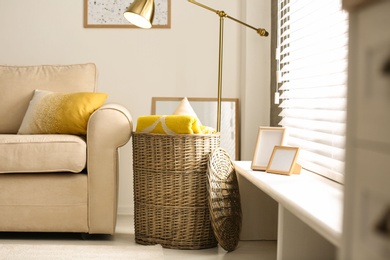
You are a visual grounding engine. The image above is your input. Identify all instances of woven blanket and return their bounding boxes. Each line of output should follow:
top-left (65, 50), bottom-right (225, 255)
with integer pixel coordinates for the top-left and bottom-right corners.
top-left (136, 115), bottom-right (202, 134)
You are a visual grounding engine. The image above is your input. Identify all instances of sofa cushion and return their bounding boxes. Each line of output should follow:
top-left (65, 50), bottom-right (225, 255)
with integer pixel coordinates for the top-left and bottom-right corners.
top-left (18, 90), bottom-right (107, 135)
top-left (0, 134), bottom-right (86, 173)
top-left (0, 63), bottom-right (97, 134)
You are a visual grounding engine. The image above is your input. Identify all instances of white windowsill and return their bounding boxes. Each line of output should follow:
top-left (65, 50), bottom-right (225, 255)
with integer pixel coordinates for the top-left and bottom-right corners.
top-left (234, 161), bottom-right (343, 247)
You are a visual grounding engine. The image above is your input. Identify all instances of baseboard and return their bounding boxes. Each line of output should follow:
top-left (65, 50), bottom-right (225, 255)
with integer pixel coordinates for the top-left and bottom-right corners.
top-left (118, 205), bottom-right (133, 216)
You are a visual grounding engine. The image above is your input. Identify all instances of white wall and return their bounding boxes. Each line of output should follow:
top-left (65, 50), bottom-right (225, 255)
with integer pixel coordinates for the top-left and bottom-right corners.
top-left (0, 0), bottom-right (270, 214)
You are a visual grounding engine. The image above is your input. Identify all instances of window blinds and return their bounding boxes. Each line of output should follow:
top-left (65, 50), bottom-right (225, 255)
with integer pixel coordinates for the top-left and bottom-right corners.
top-left (277, 0), bottom-right (348, 183)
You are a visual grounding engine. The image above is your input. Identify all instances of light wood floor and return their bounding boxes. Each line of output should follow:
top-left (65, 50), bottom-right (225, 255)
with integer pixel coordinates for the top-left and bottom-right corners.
top-left (0, 215), bottom-right (277, 259)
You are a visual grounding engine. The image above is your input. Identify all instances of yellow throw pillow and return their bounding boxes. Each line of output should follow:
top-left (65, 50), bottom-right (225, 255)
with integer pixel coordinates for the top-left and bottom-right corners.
top-left (18, 89), bottom-right (107, 135)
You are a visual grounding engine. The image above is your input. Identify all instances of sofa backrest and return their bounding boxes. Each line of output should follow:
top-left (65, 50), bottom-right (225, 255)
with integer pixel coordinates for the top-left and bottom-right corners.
top-left (0, 63), bottom-right (97, 134)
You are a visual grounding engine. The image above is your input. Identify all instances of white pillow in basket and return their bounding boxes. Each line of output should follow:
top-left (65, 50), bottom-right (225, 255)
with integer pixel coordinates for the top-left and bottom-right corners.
top-left (172, 97), bottom-right (202, 126)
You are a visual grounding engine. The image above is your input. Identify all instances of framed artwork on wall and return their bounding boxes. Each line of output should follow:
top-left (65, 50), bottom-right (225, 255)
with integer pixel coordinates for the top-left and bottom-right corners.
top-left (84, 0), bottom-right (171, 28)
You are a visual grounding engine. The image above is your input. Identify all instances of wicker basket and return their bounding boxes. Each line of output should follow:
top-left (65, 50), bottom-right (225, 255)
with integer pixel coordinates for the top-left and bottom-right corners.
top-left (207, 147), bottom-right (242, 252)
top-left (132, 132), bottom-right (220, 249)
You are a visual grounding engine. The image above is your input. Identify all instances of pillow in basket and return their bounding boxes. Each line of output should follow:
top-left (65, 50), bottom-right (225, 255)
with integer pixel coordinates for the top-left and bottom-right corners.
top-left (172, 97), bottom-right (203, 126)
top-left (172, 97), bottom-right (216, 134)
top-left (18, 89), bottom-right (107, 135)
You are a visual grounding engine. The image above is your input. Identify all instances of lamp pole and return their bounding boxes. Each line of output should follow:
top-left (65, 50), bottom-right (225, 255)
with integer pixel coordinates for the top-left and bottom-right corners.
top-left (188, 0), bottom-right (268, 132)
top-left (217, 13), bottom-right (224, 132)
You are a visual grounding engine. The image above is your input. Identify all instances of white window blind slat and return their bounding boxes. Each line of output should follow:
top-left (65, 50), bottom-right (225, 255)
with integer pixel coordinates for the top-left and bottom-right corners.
top-left (279, 86), bottom-right (347, 98)
top-left (287, 137), bottom-right (345, 162)
top-left (282, 46), bottom-right (348, 66)
top-left (278, 0), bottom-right (348, 183)
top-left (295, 152), bottom-right (345, 180)
top-left (286, 127), bottom-right (345, 149)
top-left (280, 118), bottom-right (345, 137)
top-left (279, 76), bottom-right (347, 90)
top-left (279, 98), bottom-right (346, 110)
top-left (279, 109), bottom-right (346, 123)
top-left (281, 64), bottom-right (347, 81)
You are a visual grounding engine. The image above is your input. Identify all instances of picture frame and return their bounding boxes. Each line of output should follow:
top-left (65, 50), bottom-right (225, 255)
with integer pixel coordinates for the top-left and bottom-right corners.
top-left (84, 0), bottom-right (171, 28)
top-left (251, 127), bottom-right (286, 171)
top-left (152, 97), bottom-right (240, 160)
top-left (266, 146), bottom-right (300, 176)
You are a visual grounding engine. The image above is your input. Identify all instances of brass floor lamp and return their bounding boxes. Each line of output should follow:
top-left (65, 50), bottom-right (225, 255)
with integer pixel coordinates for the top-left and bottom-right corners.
top-left (188, 0), bottom-right (268, 132)
top-left (124, 0), bottom-right (269, 132)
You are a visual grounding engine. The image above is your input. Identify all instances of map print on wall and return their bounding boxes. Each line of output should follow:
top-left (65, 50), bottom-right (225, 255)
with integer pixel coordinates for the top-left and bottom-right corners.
top-left (84, 0), bottom-right (170, 28)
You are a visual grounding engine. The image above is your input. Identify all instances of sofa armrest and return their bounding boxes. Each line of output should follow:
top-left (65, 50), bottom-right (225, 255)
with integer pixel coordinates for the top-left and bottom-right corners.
top-left (86, 103), bottom-right (133, 234)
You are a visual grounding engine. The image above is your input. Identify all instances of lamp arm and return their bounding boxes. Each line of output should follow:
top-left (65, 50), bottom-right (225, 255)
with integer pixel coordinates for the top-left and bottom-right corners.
top-left (188, 0), bottom-right (269, 37)
top-left (225, 14), bottom-right (269, 37)
top-left (188, 0), bottom-right (218, 14)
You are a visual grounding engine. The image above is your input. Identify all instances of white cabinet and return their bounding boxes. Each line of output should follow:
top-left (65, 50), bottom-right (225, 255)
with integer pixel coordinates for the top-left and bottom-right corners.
top-left (342, 0), bottom-right (390, 259)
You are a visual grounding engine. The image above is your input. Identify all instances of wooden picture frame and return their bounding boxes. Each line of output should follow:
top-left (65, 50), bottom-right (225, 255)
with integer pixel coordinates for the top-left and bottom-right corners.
top-left (84, 0), bottom-right (171, 28)
top-left (251, 127), bottom-right (286, 171)
top-left (151, 97), bottom-right (240, 160)
top-left (266, 146), bottom-right (300, 176)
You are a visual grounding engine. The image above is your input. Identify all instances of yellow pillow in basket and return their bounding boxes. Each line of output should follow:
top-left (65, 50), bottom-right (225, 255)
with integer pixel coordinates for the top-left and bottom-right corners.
top-left (18, 89), bottom-right (107, 135)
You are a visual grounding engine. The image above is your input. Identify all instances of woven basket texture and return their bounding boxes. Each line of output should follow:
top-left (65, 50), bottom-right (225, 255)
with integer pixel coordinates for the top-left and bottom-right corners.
top-left (207, 147), bottom-right (242, 252)
top-left (132, 132), bottom-right (220, 249)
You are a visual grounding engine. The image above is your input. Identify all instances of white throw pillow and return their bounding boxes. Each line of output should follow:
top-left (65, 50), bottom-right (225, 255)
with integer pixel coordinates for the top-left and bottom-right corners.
top-left (172, 97), bottom-right (202, 126)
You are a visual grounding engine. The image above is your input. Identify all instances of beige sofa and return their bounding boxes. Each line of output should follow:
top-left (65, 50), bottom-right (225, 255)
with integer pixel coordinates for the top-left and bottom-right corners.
top-left (0, 63), bottom-right (133, 234)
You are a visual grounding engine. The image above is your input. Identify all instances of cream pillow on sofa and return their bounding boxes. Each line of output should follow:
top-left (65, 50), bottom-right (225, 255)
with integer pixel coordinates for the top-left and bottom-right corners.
top-left (18, 89), bottom-right (107, 135)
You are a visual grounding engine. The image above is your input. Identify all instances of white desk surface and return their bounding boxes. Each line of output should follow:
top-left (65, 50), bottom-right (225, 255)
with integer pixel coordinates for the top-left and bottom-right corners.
top-left (234, 161), bottom-right (343, 247)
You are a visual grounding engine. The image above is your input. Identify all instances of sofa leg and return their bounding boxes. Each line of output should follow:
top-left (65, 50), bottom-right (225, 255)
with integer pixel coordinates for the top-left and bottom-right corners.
top-left (80, 233), bottom-right (113, 240)
top-left (80, 233), bottom-right (91, 240)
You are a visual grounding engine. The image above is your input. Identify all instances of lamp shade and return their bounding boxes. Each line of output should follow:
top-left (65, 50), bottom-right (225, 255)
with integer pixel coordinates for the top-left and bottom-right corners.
top-left (124, 0), bottom-right (154, 29)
